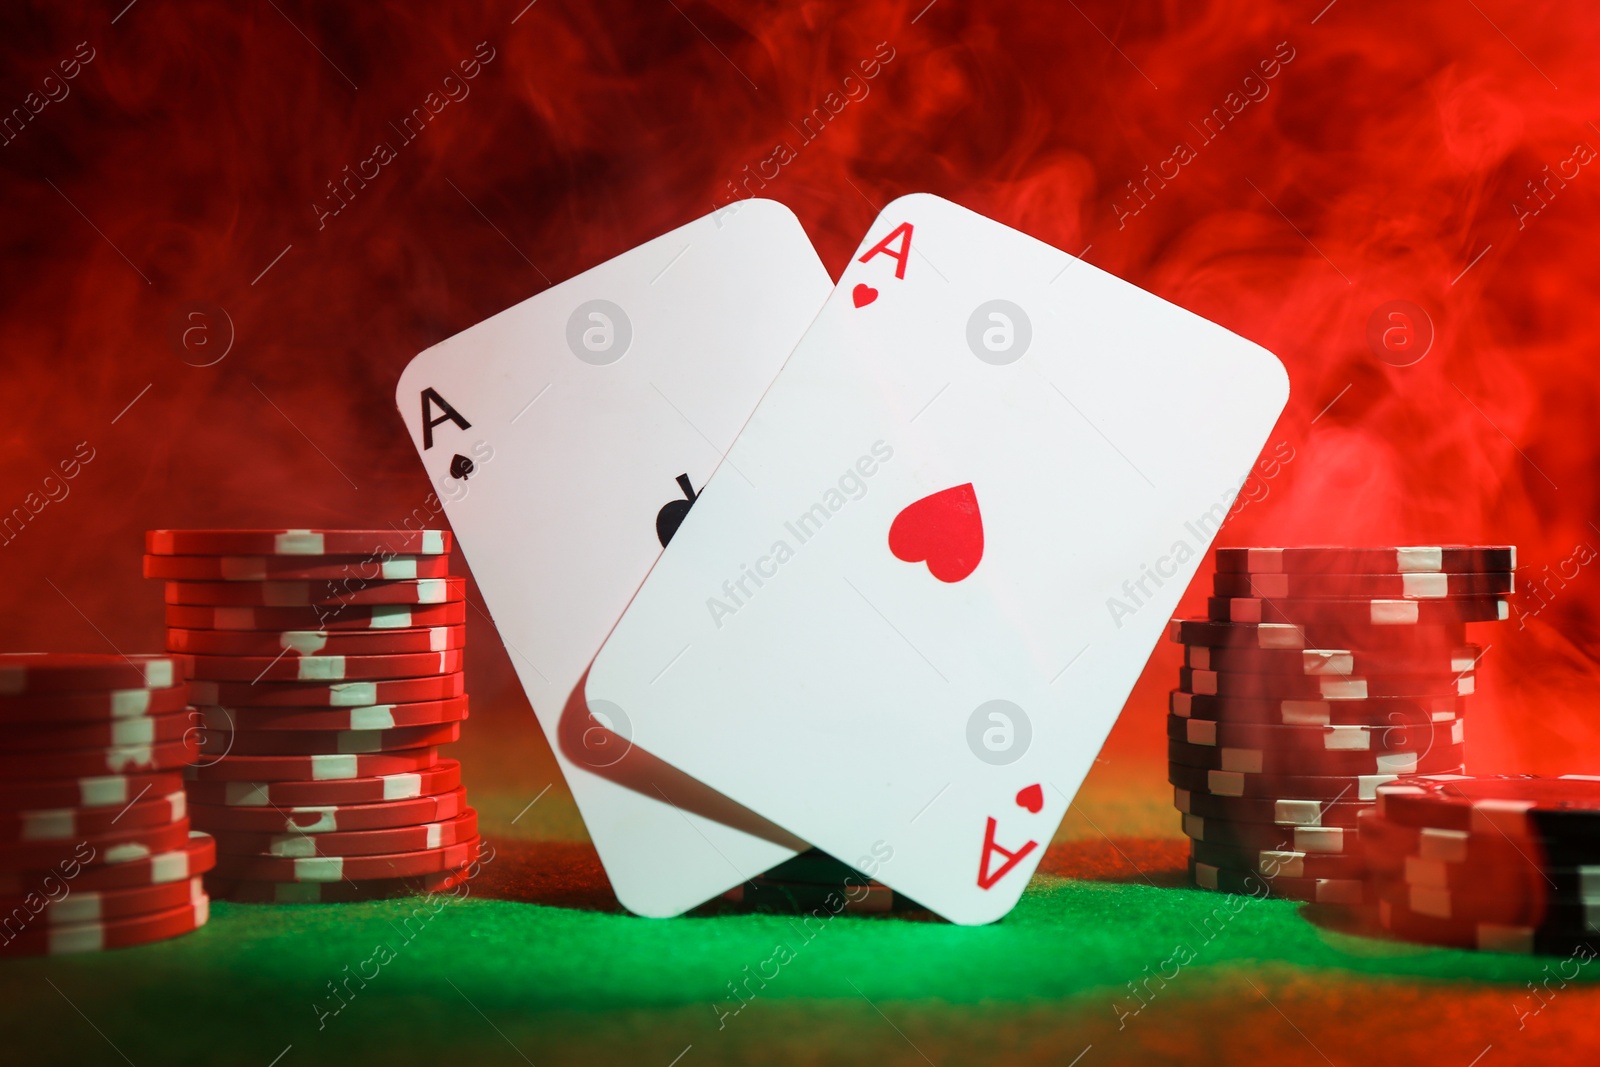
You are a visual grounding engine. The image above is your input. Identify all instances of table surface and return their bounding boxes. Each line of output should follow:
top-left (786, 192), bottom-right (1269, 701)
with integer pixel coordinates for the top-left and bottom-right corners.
top-left (6, 763), bottom-right (1597, 1067)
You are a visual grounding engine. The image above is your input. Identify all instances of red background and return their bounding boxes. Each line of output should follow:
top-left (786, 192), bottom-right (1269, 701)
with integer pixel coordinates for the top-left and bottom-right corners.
top-left (1, 0), bottom-right (1595, 794)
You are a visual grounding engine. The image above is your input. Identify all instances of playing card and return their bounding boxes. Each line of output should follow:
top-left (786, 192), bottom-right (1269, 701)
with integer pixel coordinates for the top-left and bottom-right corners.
top-left (394, 200), bottom-right (829, 917)
top-left (586, 193), bottom-right (1289, 924)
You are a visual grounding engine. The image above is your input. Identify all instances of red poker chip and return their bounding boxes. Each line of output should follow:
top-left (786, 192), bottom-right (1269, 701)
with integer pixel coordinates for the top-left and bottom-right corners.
top-left (146, 529), bottom-right (451, 557)
top-left (1182, 643), bottom-right (1484, 677)
top-left (166, 625), bottom-right (465, 657)
top-left (0, 684), bottom-right (191, 723)
top-left (1190, 839), bottom-right (1367, 881)
top-left (184, 746), bottom-right (439, 782)
top-left (1169, 714), bottom-right (1465, 754)
top-left (166, 601), bottom-right (466, 632)
top-left (0, 830), bottom-right (216, 896)
top-left (1170, 690), bottom-right (1465, 727)
top-left (1213, 571), bottom-right (1514, 600)
top-left (196, 696), bottom-right (469, 732)
top-left (1167, 760), bottom-right (1462, 801)
top-left (144, 553), bottom-right (453, 581)
top-left (196, 721), bottom-right (460, 756)
top-left (1171, 619), bottom-right (1469, 651)
top-left (1182, 812), bottom-right (1359, 854)
top-left (1357, 810), bottom-right (1528, 875)
top-left (1375, 775), bottom-right (1600, 841)
top-left (1188, 859), bottom-right (1370, 905)
top-left (1214, 546), bottom-right (1516, 575)
top-left (211, 836), bottom-right (480, 882)
top-left (1167, 737), bottom-right (1466, 777)
top-left (0, 896), bottom-right (210, 955)
top-left (7, 710), bottom-right (197, 752)
top-left (0, 876), bottom-right (204, 927)
top-left (187, 649), bottom-right (463, 683)
top-left (0, 654), bottom-right (187, 694)
top-left (0, 819), bottom-right (193, 869)
top-left (0, 789), bottom-right (187, 842)
top-left (0, 737), bottom-right (199, 780)
top-left (215, 809), bottom-right (478, 858)
top-left (189, 787), bottom-right (468, 834)
top-left (183, 760), bottom-right (461, 806)
top-left (0, 771), bottom-right (186, 812)
top-left (208, 863), bottom-right (475, 903)
top-left (1374, 893), bottom-right (1596, 954)
top-left (164, 577), bottom-right (466, 607)
top-left (1207, 595), bottom-right (1510, 626)
top-left (191, 672), bottom-right (463, 708)
top-left (1172, 786), bottom-right (1372, 828)
top-left (1177, 666), bottom-right (1475, 701)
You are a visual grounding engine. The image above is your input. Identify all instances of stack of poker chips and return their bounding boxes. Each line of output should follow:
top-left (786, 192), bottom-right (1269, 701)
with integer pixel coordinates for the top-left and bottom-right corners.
top-left (146, 529), bottom-right (480, 903)
top-left (1362, 775), bottom-right (1600, 954)
top-left (0, 653), bottom-right (213, 955)
top-left (1169, 545), bottom-right (1515, 904)
top-left (722, 849), bottom-right (898, 914)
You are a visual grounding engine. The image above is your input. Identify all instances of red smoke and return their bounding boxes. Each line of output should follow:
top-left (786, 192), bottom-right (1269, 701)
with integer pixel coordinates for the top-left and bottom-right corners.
top-left (0, 0), bottom-right (1596, 793)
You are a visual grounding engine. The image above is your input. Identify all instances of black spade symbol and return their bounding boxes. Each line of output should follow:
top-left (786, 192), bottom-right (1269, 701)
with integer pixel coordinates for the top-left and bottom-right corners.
top-left (655, 473), bottom-right (698, 547)
top-left (449, 454), bottom-right (475, 481)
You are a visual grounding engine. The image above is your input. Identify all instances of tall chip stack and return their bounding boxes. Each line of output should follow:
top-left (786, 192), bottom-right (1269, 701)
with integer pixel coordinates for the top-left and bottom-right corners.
top-left (1168, 545), bottom-right (1515, 905)
top-left (1362, 775), bottom-right (1600, 953)
top-left (147, 529), bottom-right (480, 903)
top-left (0, 653), bottom-right (214, 955)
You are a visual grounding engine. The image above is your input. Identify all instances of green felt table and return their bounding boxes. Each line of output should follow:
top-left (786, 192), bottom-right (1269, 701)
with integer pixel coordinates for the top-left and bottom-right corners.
top-left (5, 762), bottom-right (1597, 1067)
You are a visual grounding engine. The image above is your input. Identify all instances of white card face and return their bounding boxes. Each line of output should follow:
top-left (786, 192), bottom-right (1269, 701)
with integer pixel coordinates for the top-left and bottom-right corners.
top-left (394, 200), bottom-right (830, 917)
top-left (587, 193), bottom-right (1289, 924)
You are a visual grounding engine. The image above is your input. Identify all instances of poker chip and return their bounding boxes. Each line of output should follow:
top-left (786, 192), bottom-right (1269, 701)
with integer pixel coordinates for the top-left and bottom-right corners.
top-left (0, 819), bottom-right (194, 869)
top-left (182, 759), bottom-right (462, 806)
top-left (210, 836), bottom-right (480, 882)
top-left (1188, 860), bottom-right (1369, 905)
top-left (166, 602), bottom-right (467, 632)
top-left (0, 737), bottom-right (199, 779)
top-left (0, 790), bottom-right (187, 842)
top-left (1375, 894), bottom-right (1598, 955)
top-left (1170, 714), bottom-right (1465, 754)
top-left (1207, 595), bottom-right (1510, 626)
top-left (721, 879), bottom-right (896, 914)
top-left (1177, 666), bottom-right (1475, 700)
top-left (1169, 761), bottom-right (1444, 800)
top-left (1173, 787), bottom-right (1372, 828)
top-left (1183, 643), bottom-right (1483, 676)
top-left (1166, 737), bottom-right (1466, 777)
top-left (144, 553), bottom-right (453, 581)
top-left (1182, 813), bottom-right (1358, 853)
top-left (1373, 774), bottom-right (1600, 840)
top-left (0, 896), bottom-right (210, 956)
top-left (1171, 691), bottom-right (1465, 727)
top-left (183, 747), bottom-right (440, 783)
top-left (146, 529), bottom-right (451, 556)
top-left (0, 770), bottom-right (186, 811)
top-left (1190, 839), bottom-right (1368, 880)
top-left (191, 672), bottom-right (463, 707)
top-left (164, 577), bottom-right (466, 607)
top-left (1213, 546), bottom-right (1516, 574)
top-left (213, 809), bottom-right (478, 858)
top-left (0, 653), bottom-right (186, 694)
top-left (196, 721), bottom-right (460, 756)
top-left (187, 649), bottom-right (464, 682)
top-left (166, 625), bottom-right (465, 657)
top-left (0, 684), bottom-right (191, 723)
top-left (0, 876), bottom-right (204, 926)
top-left (189, 787), bottom-right (468, 834)
top-left (5, 709), bottom-right (197, 750)
top-left (0, 830), bottom-right (216, 896)
top-left (207, 864), bottom-right (474, 903)
top-left (1213, 571), bottom-right (1514, 600)
top-left (1170, 618), bottom-right (1468, 650)
top-left (196, 696), bottom-right (469, 732)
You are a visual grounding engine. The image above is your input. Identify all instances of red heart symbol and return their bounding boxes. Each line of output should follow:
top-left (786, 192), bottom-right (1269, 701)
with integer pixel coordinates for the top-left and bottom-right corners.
top-left (887, 483), bottom-right (983, 583)
top-left (1016, 783), bottom-right (1043, 814)
top-left (852, 283), bottom-right (878, 308)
